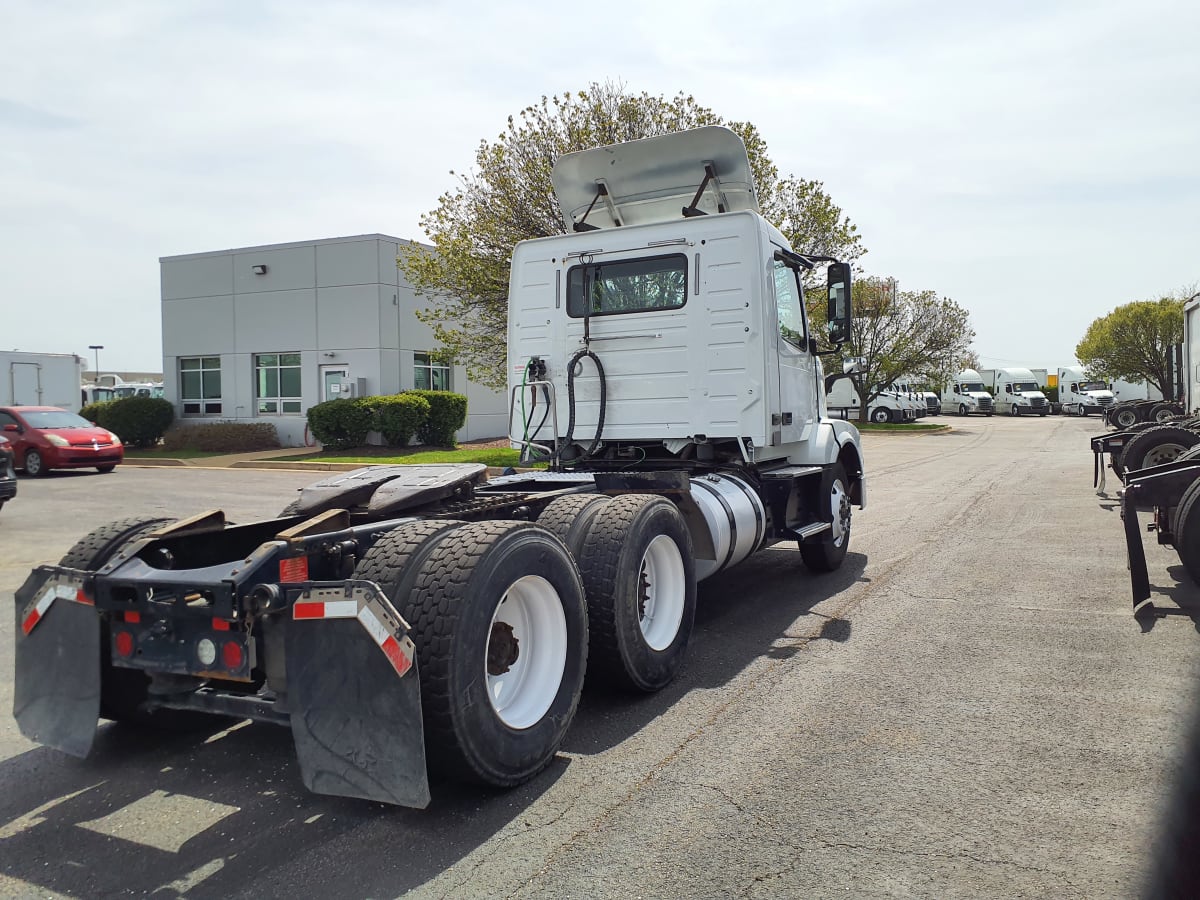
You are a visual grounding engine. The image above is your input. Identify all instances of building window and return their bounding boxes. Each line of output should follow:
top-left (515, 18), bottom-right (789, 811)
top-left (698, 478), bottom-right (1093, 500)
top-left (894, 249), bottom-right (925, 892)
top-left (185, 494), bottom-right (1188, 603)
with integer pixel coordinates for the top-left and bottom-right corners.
top-left (180, 357), bottom-right (222, 415)
top-left (414, 352), bottom-right (451, 391)
top-left (255, 352), bottom-right (302, 414)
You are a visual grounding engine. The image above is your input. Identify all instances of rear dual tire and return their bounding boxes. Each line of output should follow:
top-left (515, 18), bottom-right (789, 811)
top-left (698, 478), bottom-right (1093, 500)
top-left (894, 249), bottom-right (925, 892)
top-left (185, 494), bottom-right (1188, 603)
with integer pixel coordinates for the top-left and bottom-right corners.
top-left (362, 520), bottom-right (588, 788)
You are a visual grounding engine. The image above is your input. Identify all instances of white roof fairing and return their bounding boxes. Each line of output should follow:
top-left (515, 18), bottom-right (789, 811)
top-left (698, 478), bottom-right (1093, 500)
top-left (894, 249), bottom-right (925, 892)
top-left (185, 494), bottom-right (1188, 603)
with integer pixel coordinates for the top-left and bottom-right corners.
top-left (551, 126), bottom-right (759, 232)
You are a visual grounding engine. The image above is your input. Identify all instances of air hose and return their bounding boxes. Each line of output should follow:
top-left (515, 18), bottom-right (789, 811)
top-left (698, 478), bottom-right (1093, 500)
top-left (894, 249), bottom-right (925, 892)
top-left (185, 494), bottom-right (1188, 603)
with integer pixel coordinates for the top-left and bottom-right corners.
top-left (563, 346), bottom-right (606, 463)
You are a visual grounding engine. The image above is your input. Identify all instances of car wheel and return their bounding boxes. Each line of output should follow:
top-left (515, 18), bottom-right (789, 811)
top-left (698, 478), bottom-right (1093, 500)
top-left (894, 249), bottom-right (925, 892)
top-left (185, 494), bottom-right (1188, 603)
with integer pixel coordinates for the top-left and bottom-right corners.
top-left (23, 450), bottom-right (47, 476)
top-left (97, 464), bottom-right (116, 474)
top-left (870, 407), bottom-right (891, 424)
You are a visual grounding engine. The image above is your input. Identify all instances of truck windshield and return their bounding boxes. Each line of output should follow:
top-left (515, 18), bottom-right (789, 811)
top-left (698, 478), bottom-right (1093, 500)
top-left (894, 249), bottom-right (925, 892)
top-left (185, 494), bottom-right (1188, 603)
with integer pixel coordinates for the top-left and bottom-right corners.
top-left (1011, 382), bottom-right (1039, 391)
top-left (1081, 381), bottom-right (1107, 392)
top-left (961, 382), bottom-right (987, 392)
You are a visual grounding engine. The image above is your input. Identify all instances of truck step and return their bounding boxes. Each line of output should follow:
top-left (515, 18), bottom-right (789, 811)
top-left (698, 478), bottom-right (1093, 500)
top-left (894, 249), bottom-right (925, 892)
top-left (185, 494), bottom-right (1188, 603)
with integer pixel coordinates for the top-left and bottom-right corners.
top-left (792, 521), bottom-right (832, 539)
top-left (760, 466), bottom-right (823, 479)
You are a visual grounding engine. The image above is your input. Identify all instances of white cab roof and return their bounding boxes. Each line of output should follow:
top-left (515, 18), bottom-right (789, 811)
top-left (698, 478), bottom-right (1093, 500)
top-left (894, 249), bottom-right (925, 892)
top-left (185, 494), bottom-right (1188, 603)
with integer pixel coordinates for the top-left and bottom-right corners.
top-left (551, 126), bottom-right (759, 232)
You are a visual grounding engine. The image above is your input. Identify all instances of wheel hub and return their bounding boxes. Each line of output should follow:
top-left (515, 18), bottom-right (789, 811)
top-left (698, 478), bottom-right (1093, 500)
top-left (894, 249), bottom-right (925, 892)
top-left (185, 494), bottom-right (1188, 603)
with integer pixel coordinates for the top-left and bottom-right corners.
top-left (487, 620), bottom-right (520, 676)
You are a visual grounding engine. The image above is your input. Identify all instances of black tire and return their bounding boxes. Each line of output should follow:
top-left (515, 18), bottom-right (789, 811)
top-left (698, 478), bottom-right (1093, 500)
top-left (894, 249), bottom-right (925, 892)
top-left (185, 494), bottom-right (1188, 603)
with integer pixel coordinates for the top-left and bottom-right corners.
top-left (1113, 407), bottom-right (1140, 429)
top-left (869, 407), bottom-right (891, 424)
top-left (1150, 403), bottom-right (1177, 424)
top-left (958, 404), bottom-right (968, 417)
top-left (576, 494), bottom-right (696, 693)
top-left (985, 411), bottom-right (993, 417)
top-left (403, 520), bottom-right (588, 787)
top-left (1172, 478), bottom-right (1200, 586)
top-left (536, 493), bottom-right (610, 561)
top-left (96, 464), bottom-right (116, 474)
top-left (24, 449), bottom-right (47, 476)
top-left (1120, 426), bottom-right (1200, 474)
top-left (1039, 410), bottom-right (1048, 417)
top-left (799, 463), bottom-right (852, 573)
top-left (353, 519), bottom-right (467, 623)
top-left (59, 516), bottom-right (173, 723)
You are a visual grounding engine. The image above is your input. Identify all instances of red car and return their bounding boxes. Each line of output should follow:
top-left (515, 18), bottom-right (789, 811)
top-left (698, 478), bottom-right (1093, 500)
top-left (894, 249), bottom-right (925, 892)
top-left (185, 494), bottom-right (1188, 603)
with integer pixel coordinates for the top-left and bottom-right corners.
top-left (0, 406), bottom-right (124, 475)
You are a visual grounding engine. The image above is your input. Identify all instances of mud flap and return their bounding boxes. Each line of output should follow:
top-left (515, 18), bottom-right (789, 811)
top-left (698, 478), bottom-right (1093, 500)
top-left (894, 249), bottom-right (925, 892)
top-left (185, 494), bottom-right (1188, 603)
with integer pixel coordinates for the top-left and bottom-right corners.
top-left (1123, 487), bottom-right (1151, 609)
top-left (12, 567), bottom-right (100, 758)
top-left (285, 583), bottom-right (429, 807)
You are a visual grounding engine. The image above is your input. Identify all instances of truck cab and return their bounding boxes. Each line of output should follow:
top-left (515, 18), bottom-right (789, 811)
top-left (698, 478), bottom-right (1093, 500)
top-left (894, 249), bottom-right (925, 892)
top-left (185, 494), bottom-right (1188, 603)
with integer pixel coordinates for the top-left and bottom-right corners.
top-left (941, 369), bottom-right (994, 416)
top-left (992, 367), bottom-right (1048, 416)
top-left (1057, 365), bottom-right (1114, 417)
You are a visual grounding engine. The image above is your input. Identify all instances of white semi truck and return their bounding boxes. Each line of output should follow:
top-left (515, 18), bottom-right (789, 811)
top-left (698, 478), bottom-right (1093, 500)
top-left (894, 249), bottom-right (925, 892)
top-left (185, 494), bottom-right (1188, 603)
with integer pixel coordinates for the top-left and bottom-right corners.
top-left (2, 350), bottom-right (85, 412)
top-left (825, 377), bottom-right (916, 423)
top-left (992, 367), bottom-right (1049, 416)
top-left (14, 127), bottom-right (865, 808)
top-left (1057, 365), bottom-right (1115, 417)
top-left (940, 369), bottom-right (994, 416)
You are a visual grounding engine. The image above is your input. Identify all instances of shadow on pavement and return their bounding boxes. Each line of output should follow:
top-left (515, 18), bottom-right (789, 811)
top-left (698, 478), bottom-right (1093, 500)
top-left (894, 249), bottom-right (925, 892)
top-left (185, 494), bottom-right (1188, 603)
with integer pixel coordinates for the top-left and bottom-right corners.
top-left (0, 549), bottom-right (869, 899)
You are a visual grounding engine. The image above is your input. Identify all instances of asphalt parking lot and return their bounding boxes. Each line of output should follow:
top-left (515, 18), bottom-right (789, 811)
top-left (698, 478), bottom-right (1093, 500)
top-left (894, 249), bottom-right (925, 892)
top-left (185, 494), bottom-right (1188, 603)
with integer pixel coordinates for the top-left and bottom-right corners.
top-left (1, 415), bottom-right (1198, 899)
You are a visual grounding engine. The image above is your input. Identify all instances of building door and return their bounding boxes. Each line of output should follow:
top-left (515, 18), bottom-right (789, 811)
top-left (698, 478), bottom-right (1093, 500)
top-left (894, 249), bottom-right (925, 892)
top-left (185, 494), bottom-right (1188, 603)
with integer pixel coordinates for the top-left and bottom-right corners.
top-left (320, 365), bottom-right (350, 402)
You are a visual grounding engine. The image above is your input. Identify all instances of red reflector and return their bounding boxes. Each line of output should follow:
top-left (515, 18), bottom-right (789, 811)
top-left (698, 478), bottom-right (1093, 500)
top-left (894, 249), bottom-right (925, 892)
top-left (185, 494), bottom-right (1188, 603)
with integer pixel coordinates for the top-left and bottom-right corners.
top-left (222, 640), bottom-right (244, 670)
top-left (279, 556), bottom-right (309, 582)
top-left (75, 588), bottom-right (94, 606)
top-left (124, 611), bottom-right (141, 624)
top-left (381, 635), bottom-right (412, 676)
top-left (212, 618), bottom-right (231, 631)
top-left (21, 610), bottom-right (41, 636)
top-left (115, 631), bottom-right (135, 658)
top-left (293, 602), bottom-right (324, 619)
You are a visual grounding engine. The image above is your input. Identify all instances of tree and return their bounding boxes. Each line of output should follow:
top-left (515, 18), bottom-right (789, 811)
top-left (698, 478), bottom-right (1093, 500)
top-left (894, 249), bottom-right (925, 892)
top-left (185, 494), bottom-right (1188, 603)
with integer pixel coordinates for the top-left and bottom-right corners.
top-left (835, 277), bottom-right (975, 421)
top-left (400, 81), bottom-right (866, 390)
top-left (1075, 295), bottom-right (1186, 399)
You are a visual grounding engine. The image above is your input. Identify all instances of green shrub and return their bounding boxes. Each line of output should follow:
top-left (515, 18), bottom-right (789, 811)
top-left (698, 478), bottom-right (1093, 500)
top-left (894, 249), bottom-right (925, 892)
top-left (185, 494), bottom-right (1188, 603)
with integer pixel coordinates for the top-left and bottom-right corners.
top-left (407, 390), bottom-right (468, 447)
top-left (103, 397), bottom-right (175, 448)
top-left (80, 400), bottom-right (116, 427)
top-left (1042, 385), bottom-right (1059, 403)
top-left (306, 398), bottom-right (375, 450)
top-left (369, 393), bottom-right (431, 446)
top-left (162, 422), bottom-right (280, 452)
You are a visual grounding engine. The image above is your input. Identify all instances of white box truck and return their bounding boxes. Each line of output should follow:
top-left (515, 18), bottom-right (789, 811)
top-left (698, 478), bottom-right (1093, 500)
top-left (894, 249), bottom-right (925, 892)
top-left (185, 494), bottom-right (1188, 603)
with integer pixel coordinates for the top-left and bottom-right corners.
top-left (940, 369), bottom-right (994, 416)
top-left (1058, 365), bottom-right (1115, 416)
top-left (2, 351), bottom-right (85, 412)
top-left (992, 367), bottom-right (1049, 416)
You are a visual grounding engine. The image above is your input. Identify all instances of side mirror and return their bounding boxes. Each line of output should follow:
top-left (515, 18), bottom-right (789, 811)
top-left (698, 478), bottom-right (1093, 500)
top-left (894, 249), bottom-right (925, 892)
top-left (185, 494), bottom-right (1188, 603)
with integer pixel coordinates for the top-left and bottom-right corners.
top-left (842, 357), bottom-right (864, 374)
top-left (826, 262), bottom-right (852, 345)
top-left (3, 424), bottom-right (18, 433)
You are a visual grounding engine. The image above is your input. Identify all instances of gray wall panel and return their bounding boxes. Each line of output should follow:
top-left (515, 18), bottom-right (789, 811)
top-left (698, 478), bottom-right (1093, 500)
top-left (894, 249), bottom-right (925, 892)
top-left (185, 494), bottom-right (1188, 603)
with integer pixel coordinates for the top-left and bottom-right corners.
top-left (233, 290), bottom-right (317, 351)
top-left (233, 246), bottom-right (315, 294)
top-left (161, 256), bottom-right (233, 301)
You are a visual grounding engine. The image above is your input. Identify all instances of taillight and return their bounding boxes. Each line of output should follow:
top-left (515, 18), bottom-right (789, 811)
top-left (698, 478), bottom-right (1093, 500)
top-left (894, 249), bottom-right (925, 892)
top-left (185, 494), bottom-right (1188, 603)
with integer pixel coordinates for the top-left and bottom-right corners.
top-left (222, 640), bottom-right (244, 670)
top-left (114, 631), bottom-right (135, 658)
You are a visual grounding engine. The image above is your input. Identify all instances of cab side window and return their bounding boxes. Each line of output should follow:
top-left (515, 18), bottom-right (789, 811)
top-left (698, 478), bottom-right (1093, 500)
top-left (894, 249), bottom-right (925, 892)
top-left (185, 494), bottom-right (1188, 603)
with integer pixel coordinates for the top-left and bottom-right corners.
top-left (772, 260), bottom-right (808, 350)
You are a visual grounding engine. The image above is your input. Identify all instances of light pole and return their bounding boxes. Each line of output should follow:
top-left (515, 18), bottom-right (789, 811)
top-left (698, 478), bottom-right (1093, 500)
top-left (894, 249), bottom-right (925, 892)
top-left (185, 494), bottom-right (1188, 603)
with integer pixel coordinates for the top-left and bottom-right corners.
top-left (88, 345), bottom-right (104, 381)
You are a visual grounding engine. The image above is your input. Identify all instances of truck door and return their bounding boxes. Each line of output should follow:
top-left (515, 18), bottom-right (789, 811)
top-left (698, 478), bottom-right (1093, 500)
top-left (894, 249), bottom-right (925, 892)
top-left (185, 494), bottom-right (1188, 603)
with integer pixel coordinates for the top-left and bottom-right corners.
top-left (770, 256), bottom-right (815, 444)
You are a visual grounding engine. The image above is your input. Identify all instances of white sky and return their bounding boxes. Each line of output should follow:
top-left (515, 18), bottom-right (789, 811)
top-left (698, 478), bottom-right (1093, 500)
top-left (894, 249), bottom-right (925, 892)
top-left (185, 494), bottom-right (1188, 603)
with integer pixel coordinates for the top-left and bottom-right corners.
top-left (2, 0), bottom-right (1197, 373)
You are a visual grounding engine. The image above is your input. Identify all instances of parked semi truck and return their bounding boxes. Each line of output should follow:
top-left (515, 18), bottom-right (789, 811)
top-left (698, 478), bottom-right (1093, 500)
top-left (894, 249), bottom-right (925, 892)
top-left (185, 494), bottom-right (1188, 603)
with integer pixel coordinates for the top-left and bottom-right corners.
top-left (13, 127), bottom-right (865, 807)
top-left (2, 350), bottom-right (85, 413)
top-left (991, 367), bottom-right (1049, 416)
top-left (940, 369), bottom-right (994, 416)
top-left (1058, 365), bottom-right (1115, 417)
top-left (826, 377), bottom-right (916, 423)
